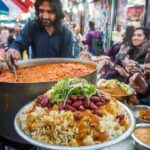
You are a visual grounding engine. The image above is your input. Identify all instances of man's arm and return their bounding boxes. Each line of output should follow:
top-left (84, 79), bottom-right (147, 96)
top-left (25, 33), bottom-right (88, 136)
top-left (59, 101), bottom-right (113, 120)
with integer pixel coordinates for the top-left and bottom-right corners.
top-left (9, 22), bottom-right (34, 53)
top-left (60, 26), bottom-right (73, 58)
top-left (6, 21), bottom-right (34, 70)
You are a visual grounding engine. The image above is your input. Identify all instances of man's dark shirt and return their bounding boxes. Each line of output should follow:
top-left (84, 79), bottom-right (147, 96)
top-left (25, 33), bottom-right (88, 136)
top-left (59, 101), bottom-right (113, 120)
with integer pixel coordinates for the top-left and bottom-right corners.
top-left (7, 36), bottom-right (15, 47)
top-left (9, 20), bottom-right (73, 58)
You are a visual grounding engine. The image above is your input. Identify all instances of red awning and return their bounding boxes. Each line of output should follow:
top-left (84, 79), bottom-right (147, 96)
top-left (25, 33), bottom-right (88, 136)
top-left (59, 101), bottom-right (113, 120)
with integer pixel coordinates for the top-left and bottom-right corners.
top-left (23, 0), bottom-right (34, 8)
top-left (12, 0), bottom-right (34, 13)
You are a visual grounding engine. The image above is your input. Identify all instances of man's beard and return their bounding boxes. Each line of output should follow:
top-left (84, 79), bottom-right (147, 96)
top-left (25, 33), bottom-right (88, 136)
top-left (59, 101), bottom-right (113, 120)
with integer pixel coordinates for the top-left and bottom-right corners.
top-left (39, 18), bottom-right (55, 27)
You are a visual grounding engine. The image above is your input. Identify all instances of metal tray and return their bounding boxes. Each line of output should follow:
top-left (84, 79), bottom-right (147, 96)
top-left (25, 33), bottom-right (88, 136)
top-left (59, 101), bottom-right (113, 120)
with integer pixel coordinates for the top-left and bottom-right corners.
top-left (14, 101), bottom-right (135, 150)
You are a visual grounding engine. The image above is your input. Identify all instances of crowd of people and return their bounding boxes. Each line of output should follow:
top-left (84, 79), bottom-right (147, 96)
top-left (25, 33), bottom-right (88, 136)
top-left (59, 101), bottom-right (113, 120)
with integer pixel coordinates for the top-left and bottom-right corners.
top-left (0, 24), bottom-right (22, 62)
top-left (67, 20), bottom-right (150, 107)
top-left (0, 0), bottom-right (150, 150)
top-left (104, 26), bottom-right (150, 106)
top-left (0, 23), bottom-right (22, 48)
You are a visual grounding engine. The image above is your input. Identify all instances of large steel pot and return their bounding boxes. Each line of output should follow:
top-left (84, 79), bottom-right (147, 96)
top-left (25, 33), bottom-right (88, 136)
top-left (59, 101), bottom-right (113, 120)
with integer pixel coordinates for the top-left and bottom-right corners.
top-left (0, 58), bottom-right (97, 144)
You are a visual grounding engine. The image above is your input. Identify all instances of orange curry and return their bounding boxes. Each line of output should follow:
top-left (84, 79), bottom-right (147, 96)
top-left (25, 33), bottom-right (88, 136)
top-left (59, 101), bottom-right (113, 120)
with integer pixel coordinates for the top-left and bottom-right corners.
top-left (134, 127), bottom-right (150, 146)
top-left (100, 87), bottom-right (127, 96)
top-left (139, 109), bottom-right (150, 121)
top-left (0, 63), bottom-right (95, 83)
top-left (75, 110), bottom-right (109, 145)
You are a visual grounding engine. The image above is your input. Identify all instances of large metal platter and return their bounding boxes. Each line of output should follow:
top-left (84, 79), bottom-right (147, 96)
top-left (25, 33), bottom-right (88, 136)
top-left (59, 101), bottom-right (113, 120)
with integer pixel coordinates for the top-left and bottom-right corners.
top-left (14, 101), bottom-right (135, 150)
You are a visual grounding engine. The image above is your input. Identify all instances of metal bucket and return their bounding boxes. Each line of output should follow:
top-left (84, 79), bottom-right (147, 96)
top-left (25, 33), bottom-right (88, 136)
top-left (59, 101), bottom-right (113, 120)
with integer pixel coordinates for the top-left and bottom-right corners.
top-left (0, 58), bottom-right (97, 144)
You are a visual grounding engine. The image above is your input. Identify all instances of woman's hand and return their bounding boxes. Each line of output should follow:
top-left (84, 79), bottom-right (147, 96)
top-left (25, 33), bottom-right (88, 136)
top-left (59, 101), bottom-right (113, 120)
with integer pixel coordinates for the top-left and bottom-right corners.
top-left (125, 64), bottom-right (142, 74)
top-left (129, 73), bottom-right (148, 94)
top-left (122, 58), bottom-right (142, 74)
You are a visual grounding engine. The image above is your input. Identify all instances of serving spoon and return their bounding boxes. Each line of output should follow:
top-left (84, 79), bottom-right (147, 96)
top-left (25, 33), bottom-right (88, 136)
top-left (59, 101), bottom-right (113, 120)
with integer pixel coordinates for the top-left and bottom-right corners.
top-left (12, 64), bottom-right (18, 82)
top-left (10, 55), bottom-right (18, 82)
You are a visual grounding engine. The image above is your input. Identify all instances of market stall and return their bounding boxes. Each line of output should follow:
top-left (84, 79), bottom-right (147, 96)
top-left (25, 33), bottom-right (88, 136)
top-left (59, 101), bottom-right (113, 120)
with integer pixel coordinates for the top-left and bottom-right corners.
top-left (0, 58), bottom-right (149, 149)
top-left (0, 0), bottom-right (9, 15)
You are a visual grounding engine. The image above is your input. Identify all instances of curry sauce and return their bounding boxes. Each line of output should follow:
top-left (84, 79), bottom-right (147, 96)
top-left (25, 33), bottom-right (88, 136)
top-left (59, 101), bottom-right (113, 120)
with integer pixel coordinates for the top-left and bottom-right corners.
top-left (0, 63), bottom-right (95, 83)
top-left (134, 127), bottom-right (150, 146)
top-left (139, 109), bottom-right (150, 121)
top-left (75, 110), bottom-right (109, 145)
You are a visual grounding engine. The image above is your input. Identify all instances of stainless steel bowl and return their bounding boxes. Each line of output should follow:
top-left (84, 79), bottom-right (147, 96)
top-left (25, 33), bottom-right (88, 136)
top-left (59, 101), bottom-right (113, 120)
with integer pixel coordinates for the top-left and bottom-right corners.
top-left (132, 105), bottom-right (150, 123)
top-left (14, 101), bottom-right (135, 150)
top-left (131, 123), bottom-right (150, 150)
top-left (0, 58), bottom-right (97, 143)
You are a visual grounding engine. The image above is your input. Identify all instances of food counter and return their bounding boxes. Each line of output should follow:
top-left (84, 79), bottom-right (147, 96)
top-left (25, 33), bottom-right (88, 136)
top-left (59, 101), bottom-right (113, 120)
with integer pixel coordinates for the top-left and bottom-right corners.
top-left (1, 59), bottom-right (149, 150)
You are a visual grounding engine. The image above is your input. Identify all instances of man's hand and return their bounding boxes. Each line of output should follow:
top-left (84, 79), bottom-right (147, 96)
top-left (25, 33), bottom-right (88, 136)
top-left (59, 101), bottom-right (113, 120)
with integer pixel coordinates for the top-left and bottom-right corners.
top-left (129, 73), bottom-right (148, 94)
top-left (5, 48), bottom-right (21, 70)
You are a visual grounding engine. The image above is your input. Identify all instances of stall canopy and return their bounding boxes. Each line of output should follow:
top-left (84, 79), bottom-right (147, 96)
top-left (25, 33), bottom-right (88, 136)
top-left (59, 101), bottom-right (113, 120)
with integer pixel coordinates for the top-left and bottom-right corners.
top-left (0, 0), bottom-right (9, 15)
top-left (2, 0), bottom-right (23, 19)
top-left (21, 0), bottom-right (34, 9)
top-left (12, 0), bottom-right (34, 13)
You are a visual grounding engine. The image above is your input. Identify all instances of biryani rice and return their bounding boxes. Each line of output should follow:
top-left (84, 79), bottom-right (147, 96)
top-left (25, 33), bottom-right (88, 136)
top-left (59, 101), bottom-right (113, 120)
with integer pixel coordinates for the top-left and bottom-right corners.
top-left (18, 100), bottom-right (130, 146)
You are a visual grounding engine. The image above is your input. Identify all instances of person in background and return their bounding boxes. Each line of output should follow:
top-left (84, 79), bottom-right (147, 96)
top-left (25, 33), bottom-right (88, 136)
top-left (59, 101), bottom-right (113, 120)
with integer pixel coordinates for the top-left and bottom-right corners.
top-left (114, 27), bottom-right (150, 79)
top-left (69, 21), bottom-right (76, 31)
top-left (6, 0), bottom-right (73, 70)
top-left (82, 21), bottom-right (103, 56)
top-left (107, 26), bottom-right (135, 62)
top-left (14, 23), bottom-right (22, 38)
top-left (111, 24), bottom-right (123, 44)
top-left (117, 27), bottom-right (150, 63)
top-left (72, 26), bottom-right (84, 58)
top-left (0, 26), bottom-right (9, 48)
top-left (74, 26), bottom-right (83, 43)
top-left (105, 25), bottom-right (135, 79)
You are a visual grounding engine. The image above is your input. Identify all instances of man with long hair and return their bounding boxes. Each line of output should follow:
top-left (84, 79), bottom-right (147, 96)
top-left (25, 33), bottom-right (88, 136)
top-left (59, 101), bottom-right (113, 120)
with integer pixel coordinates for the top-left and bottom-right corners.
top-left (6, 0), bottom-right (73, 70)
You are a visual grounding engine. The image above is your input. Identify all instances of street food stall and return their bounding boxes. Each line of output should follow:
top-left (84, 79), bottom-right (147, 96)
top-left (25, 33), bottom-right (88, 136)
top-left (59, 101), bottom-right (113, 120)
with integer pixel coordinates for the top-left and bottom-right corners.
top-left (0, 58), bottom-right (150, 150)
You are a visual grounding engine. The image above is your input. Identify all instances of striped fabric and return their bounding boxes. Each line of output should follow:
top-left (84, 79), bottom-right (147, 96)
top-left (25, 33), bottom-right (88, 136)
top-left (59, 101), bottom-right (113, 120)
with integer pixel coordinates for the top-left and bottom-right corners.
top-left (1, 0), bottom-right (23, 19)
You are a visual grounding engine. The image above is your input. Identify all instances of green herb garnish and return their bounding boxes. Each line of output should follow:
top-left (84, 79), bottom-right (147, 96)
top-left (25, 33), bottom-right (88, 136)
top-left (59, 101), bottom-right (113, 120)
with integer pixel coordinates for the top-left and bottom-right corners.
top-left (50, 78), bottom-right (98, 104)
